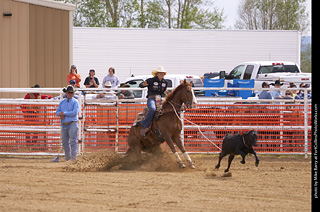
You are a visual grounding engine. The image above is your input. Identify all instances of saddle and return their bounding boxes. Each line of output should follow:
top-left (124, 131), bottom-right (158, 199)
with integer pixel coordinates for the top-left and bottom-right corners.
top-left (133, 95), bottom-right (163, 124)
top-left (132, 95), bottom-right (166, 142)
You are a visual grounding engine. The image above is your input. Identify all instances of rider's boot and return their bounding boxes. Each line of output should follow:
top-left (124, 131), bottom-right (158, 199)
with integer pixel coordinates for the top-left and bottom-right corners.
top-left (140, 127), bottom-right (149, 137)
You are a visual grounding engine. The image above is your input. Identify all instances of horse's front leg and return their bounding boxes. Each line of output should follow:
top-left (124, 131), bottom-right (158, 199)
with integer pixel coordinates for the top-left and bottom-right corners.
top-left (165, 136), bottom-right (186, 168)
top-left (174, 134), bottom-right (195, 169)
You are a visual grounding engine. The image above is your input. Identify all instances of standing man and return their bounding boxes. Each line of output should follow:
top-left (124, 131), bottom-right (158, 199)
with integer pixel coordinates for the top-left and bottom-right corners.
top-left (138, 66), bottom-right (168, 137)
top-left (102, 67), bottom-right (120, 88)
top-left (56, 86), bottom-right (80, 161)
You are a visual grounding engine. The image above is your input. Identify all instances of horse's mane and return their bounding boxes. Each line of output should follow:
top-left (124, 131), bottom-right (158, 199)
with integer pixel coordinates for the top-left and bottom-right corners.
top-left (164, 80), bottom-right (191, 104)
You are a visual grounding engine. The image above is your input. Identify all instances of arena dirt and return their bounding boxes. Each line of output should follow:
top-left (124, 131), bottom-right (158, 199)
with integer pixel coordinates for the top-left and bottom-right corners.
top-left (0, 150), bottom-right (311, 211)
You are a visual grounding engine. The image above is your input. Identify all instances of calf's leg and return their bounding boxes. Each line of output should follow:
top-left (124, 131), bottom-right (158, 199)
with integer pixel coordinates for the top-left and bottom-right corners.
top-left (248, 148), bottom-right (259, 167)
top-left (225, 154), bottom-right (234, 172)
top-left (215, 151), bottom-right (227, 169)
top-left (236, 149), bottom-right (247, 164)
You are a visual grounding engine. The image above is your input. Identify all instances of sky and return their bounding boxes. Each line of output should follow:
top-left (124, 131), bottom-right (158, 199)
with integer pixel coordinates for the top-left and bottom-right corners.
top-left (213, 0), bottom-right (312, 35)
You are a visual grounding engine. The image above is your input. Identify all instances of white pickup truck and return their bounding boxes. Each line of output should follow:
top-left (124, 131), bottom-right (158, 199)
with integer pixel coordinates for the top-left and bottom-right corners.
top-left (216, 61), bottom-right (311, 91)
top-left (124, 74), bottom-right (204, 99)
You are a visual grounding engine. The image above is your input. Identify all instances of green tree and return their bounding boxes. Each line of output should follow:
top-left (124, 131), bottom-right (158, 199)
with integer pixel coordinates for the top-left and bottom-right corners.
top-left (301, 38), bottom-right (311, 73)
top-left (60, 0), bottom-right (225, 29)
top-left (235, 0), bottom-right (309, 34)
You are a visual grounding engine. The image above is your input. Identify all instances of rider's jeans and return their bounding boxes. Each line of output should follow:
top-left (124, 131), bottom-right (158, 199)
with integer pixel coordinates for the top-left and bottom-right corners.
top-left (141, 97), bottom-right (156, 128)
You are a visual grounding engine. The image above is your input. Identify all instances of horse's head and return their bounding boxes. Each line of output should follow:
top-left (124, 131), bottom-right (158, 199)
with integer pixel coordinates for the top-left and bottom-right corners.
top-left (165, 80), bottom-right (198, 109)
top-left (178, 80), bottom-right (198, 109)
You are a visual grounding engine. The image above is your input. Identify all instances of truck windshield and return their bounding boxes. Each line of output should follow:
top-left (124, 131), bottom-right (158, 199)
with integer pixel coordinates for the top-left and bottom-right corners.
top-left (228, 65), bottom-right (245, 79)
top-left (258, 65), bottom-right (299, 74)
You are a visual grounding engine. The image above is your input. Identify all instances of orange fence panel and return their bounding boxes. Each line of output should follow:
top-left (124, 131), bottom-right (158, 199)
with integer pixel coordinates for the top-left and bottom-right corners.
top-left (0, 100), bottom-right (311, 156)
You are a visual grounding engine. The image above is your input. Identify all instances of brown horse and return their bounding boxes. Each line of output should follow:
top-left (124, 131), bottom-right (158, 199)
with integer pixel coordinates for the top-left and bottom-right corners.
top-left (126, 80), bottom-right (198, 168)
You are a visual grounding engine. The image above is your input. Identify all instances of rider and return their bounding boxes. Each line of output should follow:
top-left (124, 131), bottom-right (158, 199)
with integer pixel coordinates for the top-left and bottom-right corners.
top-left (138, 66), bottom-right (168, 137)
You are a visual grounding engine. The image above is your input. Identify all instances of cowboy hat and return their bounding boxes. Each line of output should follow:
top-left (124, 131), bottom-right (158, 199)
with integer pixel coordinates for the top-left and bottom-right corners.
top-left (270, 80), bottom-right (284, 86)
top-left (152, 66), bottom-right (167, 77)
top-left (63, 85), bottom-right (75, 93)
top-left (104, 81), bottom-right (112, 87)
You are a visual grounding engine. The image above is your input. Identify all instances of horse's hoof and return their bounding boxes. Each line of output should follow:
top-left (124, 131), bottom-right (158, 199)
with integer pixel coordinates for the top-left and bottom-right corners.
top-left (178, 162), bottom-right (186, 168)
top-left (188, 161), bottom-right (195, 169)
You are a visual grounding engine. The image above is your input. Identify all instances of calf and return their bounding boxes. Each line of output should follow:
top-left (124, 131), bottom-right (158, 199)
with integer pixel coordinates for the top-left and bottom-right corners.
top-left (215, 130), bottom-right (259, 172)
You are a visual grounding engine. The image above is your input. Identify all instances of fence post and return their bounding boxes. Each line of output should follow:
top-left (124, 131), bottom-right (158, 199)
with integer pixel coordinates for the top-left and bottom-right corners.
top-left (115, 98), bottom-right (119, 153)
top-left (304, 88), bottom-right (309, 158)
top-left (81, 93), bottom-right (87, 154)
top-left (77, 92), bottom-right (83, 154)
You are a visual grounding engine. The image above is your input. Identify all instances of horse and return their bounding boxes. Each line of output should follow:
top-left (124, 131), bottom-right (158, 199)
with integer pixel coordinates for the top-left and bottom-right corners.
top-left (126, 80), bottom-right (198, 168)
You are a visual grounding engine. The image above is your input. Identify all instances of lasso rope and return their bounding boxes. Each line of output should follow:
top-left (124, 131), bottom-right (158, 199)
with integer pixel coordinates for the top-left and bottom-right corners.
top-left (168, 101), bottom-right (222, 151)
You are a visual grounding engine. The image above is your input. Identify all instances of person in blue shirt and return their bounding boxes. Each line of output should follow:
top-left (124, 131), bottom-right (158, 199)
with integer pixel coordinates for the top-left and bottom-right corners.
top-left (56, 86), bottom-right (80, 161)
top-left (271, 80), bottom-right (284, 99)
top-left (259, 82), bottom-right (272, 101)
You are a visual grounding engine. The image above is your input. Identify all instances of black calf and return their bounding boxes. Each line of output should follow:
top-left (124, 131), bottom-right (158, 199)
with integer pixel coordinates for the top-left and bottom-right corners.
top-left (215, 130), bottom-right (259, 172)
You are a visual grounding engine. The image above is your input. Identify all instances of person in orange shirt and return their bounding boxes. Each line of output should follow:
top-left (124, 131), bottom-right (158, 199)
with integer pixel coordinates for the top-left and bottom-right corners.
top-left (67, 65), bottom-right (81, 88)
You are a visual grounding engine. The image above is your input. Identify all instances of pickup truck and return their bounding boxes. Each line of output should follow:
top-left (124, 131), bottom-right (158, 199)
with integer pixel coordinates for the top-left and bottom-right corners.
top-left (124, 74), bottom-right (204, 98)
top-left (215, 61), bottom-right (311, 92)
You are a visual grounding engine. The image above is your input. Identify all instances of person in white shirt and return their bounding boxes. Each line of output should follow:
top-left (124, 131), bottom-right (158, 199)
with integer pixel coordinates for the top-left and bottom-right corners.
top-left (96, 81), bottom-right (116, 99)
top-left (102, 67), bottom-right (120, 88)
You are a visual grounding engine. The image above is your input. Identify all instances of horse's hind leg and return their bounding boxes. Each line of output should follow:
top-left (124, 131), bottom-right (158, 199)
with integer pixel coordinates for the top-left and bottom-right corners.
top-left (126, 133), bottom-right (143, 163)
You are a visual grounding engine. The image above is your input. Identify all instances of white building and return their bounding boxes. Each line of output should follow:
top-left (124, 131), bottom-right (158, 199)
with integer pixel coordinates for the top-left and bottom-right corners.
top-left (73, 28), bottom-right (301, 86)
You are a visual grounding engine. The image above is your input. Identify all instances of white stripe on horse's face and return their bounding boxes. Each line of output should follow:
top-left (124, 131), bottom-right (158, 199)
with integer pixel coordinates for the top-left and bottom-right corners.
top-left (191, 87), bottom-right (197, 108)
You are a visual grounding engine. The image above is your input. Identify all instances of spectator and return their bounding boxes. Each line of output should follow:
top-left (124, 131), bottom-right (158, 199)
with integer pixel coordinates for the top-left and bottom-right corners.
top-left (67, 65), bottom-right (81, 88)
top-left (56, 85), bottom-right (80, 161)
top-left (22, 84), bottom-right (52, 146)
top-left (63, 80), bottom-right (79, 99)
top-left (96, 81), bottom-right (116, 99)
top-left (84, 69), bottom-right (99, 88)
top-left (296, 83), bottom-right (311, 99)
top-left (24, 84), bottom-right (53, 99)
top-left (102, 67), bottom-right (120, 88)
top-left (117, 83), bottom-right (134, 99)
top-left (284, 90), bottom-right (293, 99)
top-left (69, 79), bottom-right (76, 86)
top-left (270, 80), bottom-right (284, 99)
top-left (284, 90), bottom-right (294, 109)
top-left (259, 82), bottom-right (272, 100)
top-left (289, 83), bottom-right (298, 99)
